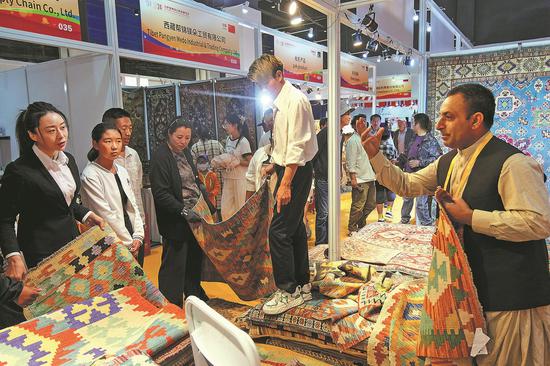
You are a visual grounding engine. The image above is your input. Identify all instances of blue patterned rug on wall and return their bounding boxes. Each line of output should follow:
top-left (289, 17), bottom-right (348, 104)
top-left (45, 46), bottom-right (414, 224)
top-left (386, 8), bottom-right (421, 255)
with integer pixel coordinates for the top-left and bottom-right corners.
top-left (428, 46), bottom-right (550, 192)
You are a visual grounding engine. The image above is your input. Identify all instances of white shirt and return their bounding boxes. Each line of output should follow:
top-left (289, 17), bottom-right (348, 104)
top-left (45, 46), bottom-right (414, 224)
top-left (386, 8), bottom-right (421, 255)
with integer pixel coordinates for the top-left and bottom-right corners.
top-left (32, 144), bottom-right (77, 207)
top-left (345, 133), bottom-right (376, 183)
top-left (271, 80), bottom-right (318, 166)
top-left (115, 146), bottom-right (144, 222)
top-left (80, 162), bottom-right (144, 247)
top-left (223, 136), bottom-right (251, 180)
top-left (258, 130), bottom-right (272, 148)
top-left (246, 144), bottom-right (272, 192)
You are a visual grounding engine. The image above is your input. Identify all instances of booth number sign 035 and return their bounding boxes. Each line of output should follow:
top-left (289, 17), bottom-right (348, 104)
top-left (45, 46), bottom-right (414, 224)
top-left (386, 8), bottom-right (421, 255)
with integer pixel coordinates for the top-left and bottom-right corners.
top-left (0, 0), bottom-right (81, 41)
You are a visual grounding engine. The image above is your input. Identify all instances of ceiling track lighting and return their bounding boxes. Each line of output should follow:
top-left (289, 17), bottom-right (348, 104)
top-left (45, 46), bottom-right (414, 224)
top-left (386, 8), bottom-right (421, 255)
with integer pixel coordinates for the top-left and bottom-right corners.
top-left (307, 27), bottom-right (314, 39)
top-left (413, 10), bottom-right (419, 22)
top-left (366, 37), bottom-right (379, 52)
top-left (288, 0), bottom-right (298, 15)
top-left (353, 31), bottom-right (363, 47)
top-left (361, 4), bottom-right (378, 33)
top-left (288, 0), bottom-right (303, 25)
top-left (427, 23), bottom-right (432, 32)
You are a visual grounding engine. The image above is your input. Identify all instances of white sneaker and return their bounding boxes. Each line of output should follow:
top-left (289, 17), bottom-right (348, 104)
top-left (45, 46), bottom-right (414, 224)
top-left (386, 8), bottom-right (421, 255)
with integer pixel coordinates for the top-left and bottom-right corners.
top-left (385, 211), bottom-right (393, 219)
top-left (262, 287), bottom-right (305, 315)
top-left (301, 283), bottom-right (313, 301)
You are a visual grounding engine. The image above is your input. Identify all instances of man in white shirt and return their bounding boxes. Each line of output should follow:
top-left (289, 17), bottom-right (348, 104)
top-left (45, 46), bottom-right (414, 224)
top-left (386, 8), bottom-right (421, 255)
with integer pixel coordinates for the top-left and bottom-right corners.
top-left (248, 54), bottom-right (318, 315)
top-left (257, 108), bottom-right (274, 148)
top-left (102, 108), bottom-right (146, 266)
top-left (346, 111), bottom-right (376, 234)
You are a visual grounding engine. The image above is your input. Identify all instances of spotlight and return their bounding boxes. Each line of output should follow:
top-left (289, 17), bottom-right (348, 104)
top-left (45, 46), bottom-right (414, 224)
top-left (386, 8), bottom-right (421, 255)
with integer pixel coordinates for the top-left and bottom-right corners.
top-left (307, 27), bottom-right (314, 39)
top-left (361, 4), bottom-right (378, 33)
top-left (377, 55), bottom-right (381, 63)
top-left (288, 0), bottom-right (298, 15)
top-left (353, 31), bottom-right (363, 47)
top-left (241, 1), bottom-right (249, 14)
top-left (315, 88), bottom-right (322, 100)
top-left (362, 51), bottom-right (369, 59)
top-left (366, 38), bottom-right (379, 52)
top-left (413, 11), bottom-right (419, 22)
top-left (427, 23), bottom-right (432, 32)
top-left (133, 9), bottom-right (140, 16)
top-left (290, 9), bottom-right (303, 25)
top-left (260, 91), bottom-right (272, 107)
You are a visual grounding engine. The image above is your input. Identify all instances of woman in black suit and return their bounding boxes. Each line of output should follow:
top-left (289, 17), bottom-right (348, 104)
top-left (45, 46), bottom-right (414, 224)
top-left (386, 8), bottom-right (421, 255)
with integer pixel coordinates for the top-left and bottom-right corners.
top-left (150, 118), bottom-right (210, 307)
top-left (0, 102), bottom-right (104, 281)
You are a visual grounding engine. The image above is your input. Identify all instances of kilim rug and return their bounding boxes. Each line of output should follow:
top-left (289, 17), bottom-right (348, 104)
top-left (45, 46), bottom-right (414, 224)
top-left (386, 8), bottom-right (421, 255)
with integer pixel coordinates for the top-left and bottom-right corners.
top-left (0, 287), bottom-right (186, 365)
top-left (190, 182), bottom-right (277, 301)
top-left (416, 207), bottom-right (487, 360)
top-left (23, 226), bottom-right (167, 319)
top-left (206, 298), bottom-right (252, 329)
top-left (152, 335), bottom-right (193, 366)
top-left (92, 349), bottom-right (158, 365)
top-left (367, 279), bottom-right (426, 366)
top-left (342, 223), bottom-right (434, 277)
top-left (264, 338), bottom-right (365, 366)
top-left (257, 343), bottom-right (332, 366)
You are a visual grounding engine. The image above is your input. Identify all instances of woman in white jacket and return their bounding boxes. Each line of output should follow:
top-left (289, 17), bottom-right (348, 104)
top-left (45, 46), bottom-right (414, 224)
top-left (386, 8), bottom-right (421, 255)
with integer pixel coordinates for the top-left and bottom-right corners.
top-left (80, 122), bottom-right (144, 264)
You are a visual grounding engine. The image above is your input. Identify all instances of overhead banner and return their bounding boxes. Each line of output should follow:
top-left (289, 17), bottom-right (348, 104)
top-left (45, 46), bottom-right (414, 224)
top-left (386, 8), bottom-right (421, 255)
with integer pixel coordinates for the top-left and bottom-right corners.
top-left (377, 76), bottom-right (412, 99)
top-left (341, 54), bottom-right (369, 91)
top-left (140, 0), bottom-right (240, 70)
top-left (274, 36), bottom-right (323, 83)
top-left (0, 0), bottom-right (81, 40)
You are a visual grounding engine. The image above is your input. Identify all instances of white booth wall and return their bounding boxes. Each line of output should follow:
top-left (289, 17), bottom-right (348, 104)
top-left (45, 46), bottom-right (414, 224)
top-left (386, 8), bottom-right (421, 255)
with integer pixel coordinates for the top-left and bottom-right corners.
top-left (0, 54), bottom-right (116, 170)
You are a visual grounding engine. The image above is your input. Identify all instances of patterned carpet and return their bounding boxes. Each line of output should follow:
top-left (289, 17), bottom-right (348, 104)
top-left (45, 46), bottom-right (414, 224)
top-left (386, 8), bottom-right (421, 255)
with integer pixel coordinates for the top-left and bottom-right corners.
top-left (417, 208), bottom-right (486, 360)
top-left (23, 226), bottom-right (167, 319)
top-left (427, 45), bottom-right (550, 192)
top-left (367, 279), bottom-right (426, 366)
top-left (0, 287), bottom-right (186, 365)
top-left (342, 223), bottom-right (435, 277)
top-left (190, 183), bottom-right (277, 301)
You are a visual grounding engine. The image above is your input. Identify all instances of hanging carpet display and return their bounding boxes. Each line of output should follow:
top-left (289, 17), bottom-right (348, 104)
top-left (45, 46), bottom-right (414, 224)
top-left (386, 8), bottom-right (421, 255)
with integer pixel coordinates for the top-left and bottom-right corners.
top-left (190, 181), bottom-right (277, 301)
top-left (23, 226), bottom-right (167, 319)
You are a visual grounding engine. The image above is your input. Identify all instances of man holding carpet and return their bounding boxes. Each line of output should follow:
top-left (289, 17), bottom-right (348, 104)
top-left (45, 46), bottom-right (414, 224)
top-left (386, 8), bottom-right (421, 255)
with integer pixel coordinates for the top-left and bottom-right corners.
top-left (248, 54), bottom-right (318, 315)
top-left (360, 83), bottom-right (550, 365)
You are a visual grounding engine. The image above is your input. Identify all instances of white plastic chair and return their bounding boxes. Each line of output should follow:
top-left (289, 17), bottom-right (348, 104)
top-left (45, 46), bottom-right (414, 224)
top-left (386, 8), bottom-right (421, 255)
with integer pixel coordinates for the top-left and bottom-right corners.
top-left (185, 296), bottom-right (261, 366)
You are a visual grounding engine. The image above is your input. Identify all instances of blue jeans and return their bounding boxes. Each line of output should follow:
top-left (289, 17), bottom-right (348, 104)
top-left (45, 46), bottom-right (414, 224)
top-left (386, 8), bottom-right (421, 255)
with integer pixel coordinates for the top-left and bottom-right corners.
top-left (401, 197), bottom-right (414, 224)
top-left (314, 178), bottom-right (328, 245)
top-left (415, 195), bottom-right (434, 226)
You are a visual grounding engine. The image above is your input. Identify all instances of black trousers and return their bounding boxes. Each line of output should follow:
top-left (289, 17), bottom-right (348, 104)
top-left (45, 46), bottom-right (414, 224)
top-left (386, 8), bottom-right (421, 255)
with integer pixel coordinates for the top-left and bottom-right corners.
top-left (269, 162), bottom-right (313, 293)
top-left (158, 235), bottom-right (205, 307)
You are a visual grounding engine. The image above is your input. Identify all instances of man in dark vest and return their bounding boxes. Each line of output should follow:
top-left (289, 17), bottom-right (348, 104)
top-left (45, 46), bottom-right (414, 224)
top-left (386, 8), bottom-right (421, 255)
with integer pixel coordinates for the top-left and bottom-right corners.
top-left (360, 83), bottom-right (550, 365)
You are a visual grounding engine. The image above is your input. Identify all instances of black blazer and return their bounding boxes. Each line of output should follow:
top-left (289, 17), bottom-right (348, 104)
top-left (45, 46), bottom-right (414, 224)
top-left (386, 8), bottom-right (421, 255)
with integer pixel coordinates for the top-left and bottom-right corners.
top-left (0, 151), bottom-right (90, 267)
top-left (150, 143), bottom-right (200, 242)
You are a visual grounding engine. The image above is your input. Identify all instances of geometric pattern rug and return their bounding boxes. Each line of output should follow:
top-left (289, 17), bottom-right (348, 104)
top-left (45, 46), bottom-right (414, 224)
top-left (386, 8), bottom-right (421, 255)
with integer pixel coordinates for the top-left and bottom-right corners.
top-left (0, 286), bottom-right (186, 365)
top-left (367, 278), bottom-right (426, 366)
top-left (191, 182), bottom-right (277, 301)
top-left (417, 207), bottom-right (486, 360)
top-left (23, 226), bottom-right (167, 319)
top-left (343, 223), bottom-right (435, 277)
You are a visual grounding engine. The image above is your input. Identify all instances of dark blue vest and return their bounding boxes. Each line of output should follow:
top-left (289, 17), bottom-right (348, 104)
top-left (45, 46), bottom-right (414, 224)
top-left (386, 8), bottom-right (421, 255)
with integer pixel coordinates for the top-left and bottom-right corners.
top-left (436, 136), bottom-right (550, 311)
